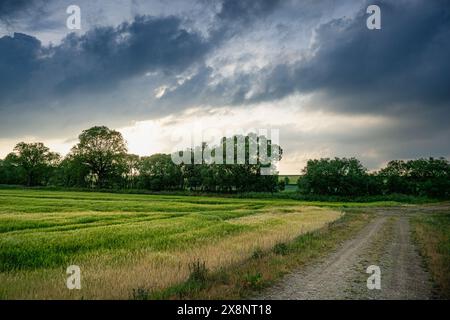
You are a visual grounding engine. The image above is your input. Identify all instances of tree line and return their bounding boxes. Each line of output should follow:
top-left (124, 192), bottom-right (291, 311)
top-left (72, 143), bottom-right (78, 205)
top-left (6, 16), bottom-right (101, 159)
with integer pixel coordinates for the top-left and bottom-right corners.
top-left (1, 126), bottom-right (448, 198)
top-left (0, 126), bottom-right (283, 192)
top-left (298, 157), bottom-right (450, 198)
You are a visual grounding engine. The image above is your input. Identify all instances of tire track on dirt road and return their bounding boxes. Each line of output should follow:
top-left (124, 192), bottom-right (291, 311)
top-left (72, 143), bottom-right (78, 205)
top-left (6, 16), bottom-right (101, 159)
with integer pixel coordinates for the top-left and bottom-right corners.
top-left (374, 216), bottom-right (432, 299)
top-left (258, 210), bottom-right (433, 300)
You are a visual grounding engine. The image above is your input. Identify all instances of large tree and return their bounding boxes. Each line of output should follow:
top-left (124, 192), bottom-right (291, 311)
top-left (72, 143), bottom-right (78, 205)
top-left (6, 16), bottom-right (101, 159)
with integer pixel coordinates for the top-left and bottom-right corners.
top-left (298, 157), bottom-right (369, 196)
top-left (139, 154), bottom-right (182, 191)
top-left (174, 134), bottom-right (283, 192)
top-left (71, 126), bottom-right (127, 188)
top-left (0, 157), bottom-right (23, 185)
top-left (8, 142), bottom-right (60, 186)
top-left (379, 157), bottom-right (450, 197)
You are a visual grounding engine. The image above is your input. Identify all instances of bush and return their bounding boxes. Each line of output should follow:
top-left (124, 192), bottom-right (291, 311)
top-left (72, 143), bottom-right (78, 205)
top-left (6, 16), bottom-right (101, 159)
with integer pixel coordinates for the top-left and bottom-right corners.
top-left (131, 287), bottom-right (150, 300)
top-left (187, 260), bottom-right (208, 284)
top-left (273, 242), bottom-right (290, 255)
top-left (243, 273), bottom-right (263, 290)
top-left (252, 247), bottom-right (265, 259)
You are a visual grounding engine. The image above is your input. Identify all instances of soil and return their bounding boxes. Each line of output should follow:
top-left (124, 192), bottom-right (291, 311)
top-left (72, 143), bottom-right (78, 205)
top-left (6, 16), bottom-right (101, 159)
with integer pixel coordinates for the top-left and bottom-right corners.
top-left (258, 206), bottom-right (436, 300)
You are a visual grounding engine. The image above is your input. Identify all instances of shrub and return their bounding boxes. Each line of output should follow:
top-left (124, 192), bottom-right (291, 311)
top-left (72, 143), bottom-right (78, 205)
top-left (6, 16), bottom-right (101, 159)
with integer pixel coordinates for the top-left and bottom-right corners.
top-left (131, 287), bottom-right (150, 300)
top-left (187, 260), bottom-right (208, 284)
top-left (252, 247), bottom-right (265, 259)
top-left (243, 273), bottom-right (264, 290)
top-left (273, 242), bottom-right (290, 255)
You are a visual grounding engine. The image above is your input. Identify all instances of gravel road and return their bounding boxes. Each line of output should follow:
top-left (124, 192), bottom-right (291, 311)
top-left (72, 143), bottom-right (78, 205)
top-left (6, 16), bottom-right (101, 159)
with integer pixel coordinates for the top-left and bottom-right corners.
top-left (258, 208), bottom-right (434, 300)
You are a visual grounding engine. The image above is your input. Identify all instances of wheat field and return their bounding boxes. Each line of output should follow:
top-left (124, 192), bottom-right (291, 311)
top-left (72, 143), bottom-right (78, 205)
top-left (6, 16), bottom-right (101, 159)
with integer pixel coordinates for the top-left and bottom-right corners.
top-left (0, 189), bottom-right (342, 299)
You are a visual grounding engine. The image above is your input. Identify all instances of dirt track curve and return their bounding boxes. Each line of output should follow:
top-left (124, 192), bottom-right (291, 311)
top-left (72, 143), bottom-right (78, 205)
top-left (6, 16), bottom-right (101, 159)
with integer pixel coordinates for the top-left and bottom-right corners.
top-left (258, 207), bottom-right (435, 300)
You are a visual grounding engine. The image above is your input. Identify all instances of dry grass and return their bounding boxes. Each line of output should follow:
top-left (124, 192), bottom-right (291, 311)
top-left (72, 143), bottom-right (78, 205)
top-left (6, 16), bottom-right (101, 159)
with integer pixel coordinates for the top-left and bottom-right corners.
top-left (162, 211), bottom-right (372, 299)
top-left (412, 212), bottom-right (450, 299)
top-left (0, 205), bottom-right (341, 299)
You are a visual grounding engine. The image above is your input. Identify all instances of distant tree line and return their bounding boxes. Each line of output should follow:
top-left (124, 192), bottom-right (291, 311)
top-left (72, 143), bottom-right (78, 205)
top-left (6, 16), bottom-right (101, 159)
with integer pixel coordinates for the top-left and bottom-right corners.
top-left (0, 126), bottom-right (283, 192)
top-left (1, 126), bottom-right (449, 198)
top-left (298, 157), bottom-right (450, 198)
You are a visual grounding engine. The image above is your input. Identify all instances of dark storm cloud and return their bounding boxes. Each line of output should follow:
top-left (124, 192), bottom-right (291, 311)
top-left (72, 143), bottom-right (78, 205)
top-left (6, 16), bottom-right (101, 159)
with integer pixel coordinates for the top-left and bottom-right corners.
top-left (237, 0), bottom-right (450, 112)
top-left (0, 0), bottom-right (283, 100)
top-left (0, 15), bottom-right (210, 105)
top-left (1, 0), bottom-right (449, 170)
top-left (152, 0), bottom-right (450, 168)
top-left (0, 0), bottom-right (34, 18)
top-left (53, 15), bottom-right (211, 94)
top-left (0, 14), bottom-right (216, 138)
top-left (163, 0), bottom-right (450, 119)
top-left (216, 0), bottom-right (281, 23)
top-left (0, 32), bottom-right (41, 103)
top-left (0, 0), bottom-right (287, 138)
top-left (0, 0), bottom-right (47, 23)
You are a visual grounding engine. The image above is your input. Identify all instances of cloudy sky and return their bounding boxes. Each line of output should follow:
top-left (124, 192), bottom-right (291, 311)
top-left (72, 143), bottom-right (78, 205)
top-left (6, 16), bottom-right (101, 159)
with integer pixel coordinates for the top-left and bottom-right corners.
top-left (0, 0), bottom-right (449, 173)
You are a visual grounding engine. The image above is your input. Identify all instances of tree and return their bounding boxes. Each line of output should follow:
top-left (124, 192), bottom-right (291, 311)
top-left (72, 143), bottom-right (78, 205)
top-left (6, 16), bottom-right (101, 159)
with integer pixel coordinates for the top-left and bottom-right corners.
top-left (0, 160), bottom-right (4, 183)
top-left (173, 134), bottom-right (282, 192)
top-left (1, 153), bottom-right (28, 185)
top-left (51, 154), bottom-right (90, 188)
top-left (378, 160), bottom-right (412, 194)
top-left (7, 142), bottom-right (60, 186)
top-left (379, 158), bottom-right (450, 198)
top-left (181, 148), bottom-right (203, 191)
top-left (367, 172), bottom-right (383, 195)
top-left (139, 154), bottom-right (182, 191)
top-left (406, 157), bottom-right (450, 197)
top-left (122, 154), bottom-right (141, 189)
top-left (298, 157), bottom-right (369, 196)
top-left (0, 158), bottom-right (21, 185)
top-left (71, 126), bottom-right (127, 188)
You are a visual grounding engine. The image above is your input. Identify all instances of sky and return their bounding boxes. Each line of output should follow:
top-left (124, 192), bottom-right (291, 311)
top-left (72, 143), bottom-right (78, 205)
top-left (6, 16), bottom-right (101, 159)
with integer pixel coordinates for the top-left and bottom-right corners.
top-left (0, 0), bottom-right (449, 173)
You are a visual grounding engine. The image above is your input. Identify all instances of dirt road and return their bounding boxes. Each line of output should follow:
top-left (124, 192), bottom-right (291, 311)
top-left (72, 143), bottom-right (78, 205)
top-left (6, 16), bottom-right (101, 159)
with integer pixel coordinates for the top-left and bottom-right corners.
top-left (259, 208), bottom-right (434, 300)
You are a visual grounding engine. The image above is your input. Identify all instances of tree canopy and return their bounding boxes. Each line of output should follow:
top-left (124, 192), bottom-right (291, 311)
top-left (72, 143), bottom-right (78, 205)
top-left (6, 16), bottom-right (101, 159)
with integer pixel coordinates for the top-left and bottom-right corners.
top-left (298, 158), bottom-right (369, 196)
top-left (298, 157), bottom-right (450, 198)
top-left (2, 142), bottom-right (60, 186)
top-left (1, 126), bottom-right (448, 198)
top-left (70, 126), bottom-right (128, 188)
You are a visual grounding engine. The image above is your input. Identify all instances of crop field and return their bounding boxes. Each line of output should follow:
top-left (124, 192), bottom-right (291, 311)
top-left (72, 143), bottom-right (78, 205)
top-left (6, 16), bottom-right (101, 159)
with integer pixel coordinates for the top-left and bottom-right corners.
top-left (0, 189), bottom-right (343, 299)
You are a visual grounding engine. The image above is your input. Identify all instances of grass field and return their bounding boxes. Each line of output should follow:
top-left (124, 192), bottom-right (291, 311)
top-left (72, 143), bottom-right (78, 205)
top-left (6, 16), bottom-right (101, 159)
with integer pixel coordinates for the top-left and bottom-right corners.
top-left (412, 209), bottom-right (450, 298)
top-left (0, 188), bottom-right (351, 299)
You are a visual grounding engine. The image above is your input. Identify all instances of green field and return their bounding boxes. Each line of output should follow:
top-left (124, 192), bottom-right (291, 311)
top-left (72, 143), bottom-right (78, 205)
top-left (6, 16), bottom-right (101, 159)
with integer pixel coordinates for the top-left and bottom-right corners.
top-left (0, 188), bottom-right (349, 299)
top-left (279, 175), bottom-right (301, 185)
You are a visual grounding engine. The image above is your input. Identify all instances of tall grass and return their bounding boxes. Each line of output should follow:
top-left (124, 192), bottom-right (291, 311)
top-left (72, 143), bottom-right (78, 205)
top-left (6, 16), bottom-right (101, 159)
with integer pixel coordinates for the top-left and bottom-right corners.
top-left (412, 211), bottom-right (450, 298)
top-left (0, 189), bottom-right (341, 299)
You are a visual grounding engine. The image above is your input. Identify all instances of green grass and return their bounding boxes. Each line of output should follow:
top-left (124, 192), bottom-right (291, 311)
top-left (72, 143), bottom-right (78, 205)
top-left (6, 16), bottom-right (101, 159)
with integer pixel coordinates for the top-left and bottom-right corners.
top-left (411, 210), bottom-right (450, 298)
top-left (0, 187), bottom-right (418, 299)
top-left (1, 184), bottom-right (438, 203)
top-left (235, 190), bottom-right (437, 204)
top-left (0, 189), bottom-right (290, 271)
top-left (0, 188), bottom-right (350, 299)
top-left (154, 210), bottom-right (373, 299)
